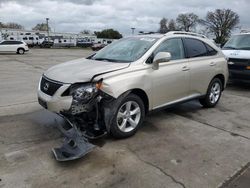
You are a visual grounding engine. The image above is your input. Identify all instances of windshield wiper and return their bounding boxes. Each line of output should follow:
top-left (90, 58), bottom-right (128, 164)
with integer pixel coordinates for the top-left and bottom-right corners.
top-left (223, 46), bottom-right (237, 50)
top-left (93, 58), bottom-right (131, 63)
top-left (238, 47), bottom-right (250, 50)
top-left (93, 58), bottom-right (117, 62)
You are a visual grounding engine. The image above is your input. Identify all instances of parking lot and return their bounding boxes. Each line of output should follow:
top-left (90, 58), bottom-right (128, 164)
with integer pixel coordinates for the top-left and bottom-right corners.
top-left (0, 48), bottom-right (250, 188)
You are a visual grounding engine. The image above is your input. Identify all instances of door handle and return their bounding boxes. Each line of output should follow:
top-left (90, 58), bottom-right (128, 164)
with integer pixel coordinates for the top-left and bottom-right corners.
top-left (210, 62), bottom-right (216, 66)
top-left (182, 65), bottom-right (190, 71)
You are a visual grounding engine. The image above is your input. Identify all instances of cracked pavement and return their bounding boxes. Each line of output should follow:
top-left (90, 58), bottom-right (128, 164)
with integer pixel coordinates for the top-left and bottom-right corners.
top-left (0, 49), bottom-right (250, 188)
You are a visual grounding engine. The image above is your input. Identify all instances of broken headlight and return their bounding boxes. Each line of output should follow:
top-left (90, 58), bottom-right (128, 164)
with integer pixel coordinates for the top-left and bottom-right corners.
top-left (71, 83), bottom-right (98, 103)
top-left (70, 80), bottom-right (103, 103)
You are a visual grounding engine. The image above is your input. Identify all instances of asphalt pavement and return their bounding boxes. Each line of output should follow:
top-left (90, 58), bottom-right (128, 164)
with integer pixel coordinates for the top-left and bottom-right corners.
top-left (0, 48), bottom-right (250, 188)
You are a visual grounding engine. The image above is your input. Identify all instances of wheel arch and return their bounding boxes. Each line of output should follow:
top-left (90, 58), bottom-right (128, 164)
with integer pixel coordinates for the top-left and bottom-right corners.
top-left (17, 47), bottom-right (25, 53)
top-left (129, 88), bottom-right (149, 114)
top-left (213, 74), bottom-right (225, 90)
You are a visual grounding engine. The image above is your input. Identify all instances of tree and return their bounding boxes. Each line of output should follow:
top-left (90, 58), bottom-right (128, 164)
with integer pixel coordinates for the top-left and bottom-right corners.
top-left (168, 19), bottom-right (178, 31)
top-left (159, 18), bottom-right (168, 34)
top-left (80, 30), bottom-right (91, 35)
top-left (176, 13), bottom-right (199, 32)
top-left (1, 22), bottom-right (24, 29)
top-left (32, 23), bottom-right (51, 31)
top-left (94, 29), bottom-right (122, 39)
top-left (200, 9), bottom-right (240, 44)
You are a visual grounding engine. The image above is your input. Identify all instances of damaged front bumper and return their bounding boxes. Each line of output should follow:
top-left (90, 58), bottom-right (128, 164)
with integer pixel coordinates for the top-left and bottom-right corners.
top-left (38, 78), bottom-right (115, 161)
top-left (53, 116), bottom-right (95, 161)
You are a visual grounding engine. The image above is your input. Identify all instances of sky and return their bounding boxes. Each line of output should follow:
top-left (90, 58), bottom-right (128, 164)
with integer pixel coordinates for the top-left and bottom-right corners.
top-left (0, 0), bottom-right (249, 35)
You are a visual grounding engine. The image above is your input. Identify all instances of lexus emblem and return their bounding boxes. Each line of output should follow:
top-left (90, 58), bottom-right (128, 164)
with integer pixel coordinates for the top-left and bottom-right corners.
top-left (44, 82), bottom-right (50, 91)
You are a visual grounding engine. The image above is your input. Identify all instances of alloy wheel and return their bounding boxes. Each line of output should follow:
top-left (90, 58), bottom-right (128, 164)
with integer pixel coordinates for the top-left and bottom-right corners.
top-left (209, 82), bottom-right (221, 104)
top-left (116, 101), bottom-right (141, 133)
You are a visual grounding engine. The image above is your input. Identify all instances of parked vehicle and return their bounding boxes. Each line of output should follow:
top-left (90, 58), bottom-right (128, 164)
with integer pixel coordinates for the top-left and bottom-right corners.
top-left (0, 40), bottom-right (29, 54)
top-left (38, 31), bottom-right (228, 161)
top-left (222, 31), bottom-right (250, 83)
top-left (22, 35), bottom-right (40, 47)
top-left (40, 40), bottom-right (54, 48)
top-left (53, 39), bottom-right (76, 48)
top-left (91, 43), bottom-right (106, 51)
top-left (76, 39), bottom-right (93, 48)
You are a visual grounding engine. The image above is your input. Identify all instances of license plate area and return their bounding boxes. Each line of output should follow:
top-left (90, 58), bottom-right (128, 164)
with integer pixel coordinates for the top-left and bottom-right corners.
top-left (38, 98), bottom-right (47, 109)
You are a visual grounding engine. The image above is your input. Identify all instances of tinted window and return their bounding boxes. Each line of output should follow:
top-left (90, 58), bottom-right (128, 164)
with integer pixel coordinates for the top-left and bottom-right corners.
top-left (16, 41), bottom-right (23, 44)
top-left (29, 37), bottom-right (34, 40)
top-left (205, 44), bottom-right (217, 56)
top-left (154, 38), bottom-right (185, 60)
top-left (0, 41), bottom-right (12, 44)
top-left (184, 38), bottom-right (207, 58)
top-left (0, 41), bottom-right (22, 45)
top-left (0, 41), bottom-right (8, 45)
top-left (23, 37), bottom-right (28, 40)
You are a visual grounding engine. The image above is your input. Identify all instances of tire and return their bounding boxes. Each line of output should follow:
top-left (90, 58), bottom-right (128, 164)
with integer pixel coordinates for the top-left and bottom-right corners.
top-left (110, 94), bottom-right (145, 139)
top-left (17, 48), bottom-right (25, 55)
top-left (199, 78), bottom-right (222, 108)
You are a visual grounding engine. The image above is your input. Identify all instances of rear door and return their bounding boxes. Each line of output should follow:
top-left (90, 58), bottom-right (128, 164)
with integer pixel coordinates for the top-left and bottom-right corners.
top-left (183, 38), bottom-right (218, 95)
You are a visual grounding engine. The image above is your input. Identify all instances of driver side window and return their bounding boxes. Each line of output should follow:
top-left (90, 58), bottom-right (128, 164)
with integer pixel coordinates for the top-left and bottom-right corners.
top-left (154, 38), bottom-right (185, 60)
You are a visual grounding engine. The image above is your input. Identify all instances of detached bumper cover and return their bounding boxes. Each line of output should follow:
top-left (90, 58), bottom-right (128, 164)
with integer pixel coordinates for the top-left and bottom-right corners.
top-left (53, 116), bottom-right (95, 161)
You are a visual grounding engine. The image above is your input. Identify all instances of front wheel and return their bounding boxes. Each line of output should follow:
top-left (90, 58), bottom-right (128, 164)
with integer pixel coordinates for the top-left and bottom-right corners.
top-left (199, 78), bottom-right (222, 108)
top-left (110, 94), bottom-right (145, 139)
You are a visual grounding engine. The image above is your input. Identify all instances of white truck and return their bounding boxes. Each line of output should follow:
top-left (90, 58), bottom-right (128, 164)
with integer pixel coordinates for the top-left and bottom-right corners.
top-left (222, 31), bottom-right (250, 83)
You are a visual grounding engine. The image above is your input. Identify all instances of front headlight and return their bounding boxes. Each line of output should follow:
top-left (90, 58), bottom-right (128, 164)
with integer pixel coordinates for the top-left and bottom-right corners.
top-left (71, 83), bottom-right (97, 102)
top-left (70, 80), bottom-right (103, 103)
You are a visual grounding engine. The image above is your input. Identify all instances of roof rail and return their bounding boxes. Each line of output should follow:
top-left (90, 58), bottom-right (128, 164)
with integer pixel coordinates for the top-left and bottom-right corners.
top-left (165, 31), bottom-right (207, 38)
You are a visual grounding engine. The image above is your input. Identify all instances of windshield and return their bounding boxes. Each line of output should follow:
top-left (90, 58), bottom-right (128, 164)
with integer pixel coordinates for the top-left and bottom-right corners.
top-left (223, 34), bottom-right (250, 50)
top-left (92, 37), bottom-right (158, 63)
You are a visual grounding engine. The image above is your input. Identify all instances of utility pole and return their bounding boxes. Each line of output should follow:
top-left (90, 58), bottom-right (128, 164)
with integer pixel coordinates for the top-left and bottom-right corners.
top-left (131, 27), bottom-right (135, 35)
top-left (46, 18), bottom-right (49, 40)
top-left (0, 22), bottom-right (2, 40)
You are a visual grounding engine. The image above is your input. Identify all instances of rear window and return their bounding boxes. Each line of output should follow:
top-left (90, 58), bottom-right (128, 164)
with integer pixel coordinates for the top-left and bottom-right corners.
top-left (183, 38), bottom-right (207, 58)
top-left (205, 44), bottom-right (218, 56)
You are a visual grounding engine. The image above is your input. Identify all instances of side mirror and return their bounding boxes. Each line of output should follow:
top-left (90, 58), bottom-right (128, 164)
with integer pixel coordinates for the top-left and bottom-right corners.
top-left (152, 52), bottom-right (171, 70)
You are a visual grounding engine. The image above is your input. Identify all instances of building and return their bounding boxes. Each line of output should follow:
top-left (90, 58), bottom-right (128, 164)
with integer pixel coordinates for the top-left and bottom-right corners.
top-left (0, 28), bottom-right (97, 46)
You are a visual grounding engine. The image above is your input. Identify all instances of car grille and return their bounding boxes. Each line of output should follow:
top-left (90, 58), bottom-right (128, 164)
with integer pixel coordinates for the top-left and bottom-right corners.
top-left (40, 76), bottom-right (63, 96)
top-left (230, 73), bottom-right (250, 80)
top-left (228, 58), bottom-right (250, 70)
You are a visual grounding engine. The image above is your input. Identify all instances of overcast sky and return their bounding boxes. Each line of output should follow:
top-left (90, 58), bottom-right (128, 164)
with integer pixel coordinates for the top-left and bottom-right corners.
top-left (0, 0), bottom-right (249, 35)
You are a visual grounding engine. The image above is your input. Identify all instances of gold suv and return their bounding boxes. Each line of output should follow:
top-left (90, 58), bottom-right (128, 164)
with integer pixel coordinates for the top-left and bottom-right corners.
top-left (38, 31), bottom-right (228, 139)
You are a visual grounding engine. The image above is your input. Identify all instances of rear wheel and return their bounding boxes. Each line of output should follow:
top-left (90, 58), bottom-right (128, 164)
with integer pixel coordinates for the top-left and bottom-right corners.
top-left (110, 94), bottom-right (145, 138)
top-left (17, 48), bottom-right (25, 55)
top-left (199, 78), bottom-right (222, 108)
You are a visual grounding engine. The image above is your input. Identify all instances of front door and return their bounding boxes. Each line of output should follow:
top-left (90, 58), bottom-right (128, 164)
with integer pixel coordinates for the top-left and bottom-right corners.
top-left (151, 38), bottom-right (190, 109)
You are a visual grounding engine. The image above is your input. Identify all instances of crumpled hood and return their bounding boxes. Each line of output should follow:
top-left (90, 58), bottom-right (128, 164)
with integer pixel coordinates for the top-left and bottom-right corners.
top-left (44, 58), bottom-right (130, 83)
